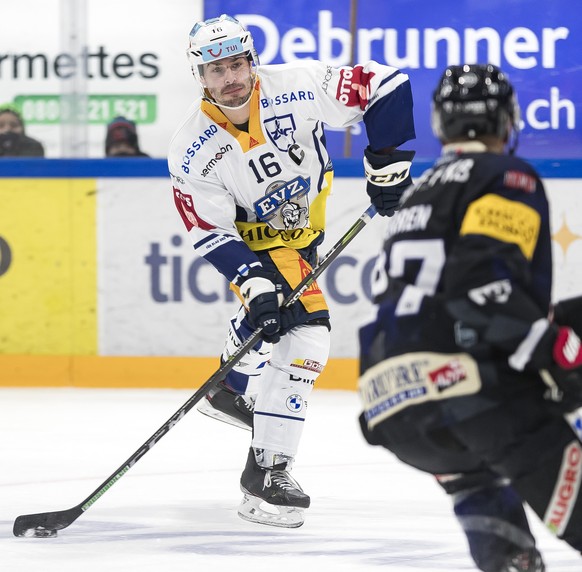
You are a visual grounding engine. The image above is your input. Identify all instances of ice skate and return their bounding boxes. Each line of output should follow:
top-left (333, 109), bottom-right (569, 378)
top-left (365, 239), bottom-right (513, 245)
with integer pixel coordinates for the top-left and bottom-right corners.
top-left (197, 381), bottom-right (254, 431)
top-left (499, 547), bottom-right (545, 572)
top-left (238, 448), bottom-right (310, 528)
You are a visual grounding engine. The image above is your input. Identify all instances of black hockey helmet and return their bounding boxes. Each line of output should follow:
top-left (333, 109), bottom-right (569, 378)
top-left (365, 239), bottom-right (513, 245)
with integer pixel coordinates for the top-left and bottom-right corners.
top-left (431, 64), bottom-right (520, 147)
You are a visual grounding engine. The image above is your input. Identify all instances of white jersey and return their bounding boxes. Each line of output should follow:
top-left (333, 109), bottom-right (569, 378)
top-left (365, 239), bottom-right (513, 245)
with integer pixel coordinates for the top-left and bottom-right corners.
top-left (168, 59), bottom-right (415, 283)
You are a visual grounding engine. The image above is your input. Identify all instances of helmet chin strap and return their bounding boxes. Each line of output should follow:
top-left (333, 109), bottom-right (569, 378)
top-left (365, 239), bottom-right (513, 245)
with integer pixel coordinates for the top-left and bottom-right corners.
top-left (210, 95), bottom-right (251, 111)
top-left (507, 129), bottom-right (519, 156)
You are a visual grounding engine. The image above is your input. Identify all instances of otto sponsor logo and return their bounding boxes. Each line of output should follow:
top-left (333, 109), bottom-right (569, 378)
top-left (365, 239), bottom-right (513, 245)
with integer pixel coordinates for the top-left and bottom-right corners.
top-left (335, 66), bottom-right (373, 109)
top-left (181, 124), bottom-right (219, 174)
top-left (291, 359), bottom-right (324, 373)
top-left (545, 441), bottom-right (582, 535)
top-left (428, 359), bottom-right (467, 392)
top-left (336, 68), bottom-right (354, 105)
top-left (201, 144), bottom-right (233, 177)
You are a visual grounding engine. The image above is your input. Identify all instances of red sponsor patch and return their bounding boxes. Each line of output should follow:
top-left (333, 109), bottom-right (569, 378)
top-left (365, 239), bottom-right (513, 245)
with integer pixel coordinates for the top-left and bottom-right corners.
top-left (298, 257), bottom-right (322, 296)
top-left (335, 65), bottom-right (375, 110)
top-left (504, 171), bottom-right (536, 193)
top-left (172, 187), bottom-right (214, 231)
top-left (291, 359), bottom-right (324, 373)
top-left (428, 359), bottom-right (467, 392)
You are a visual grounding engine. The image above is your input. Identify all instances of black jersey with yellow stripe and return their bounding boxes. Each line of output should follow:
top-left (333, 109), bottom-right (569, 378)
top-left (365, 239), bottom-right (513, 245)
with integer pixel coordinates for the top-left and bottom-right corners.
top-left (363, 150), bottom-right (552, 368)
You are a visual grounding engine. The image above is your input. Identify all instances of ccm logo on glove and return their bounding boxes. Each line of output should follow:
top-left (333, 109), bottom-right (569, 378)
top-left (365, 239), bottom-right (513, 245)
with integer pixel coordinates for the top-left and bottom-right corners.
top-left (366, 161), bottom-right (411, 186)
top-left (364, 147), bottom-right (415, 217)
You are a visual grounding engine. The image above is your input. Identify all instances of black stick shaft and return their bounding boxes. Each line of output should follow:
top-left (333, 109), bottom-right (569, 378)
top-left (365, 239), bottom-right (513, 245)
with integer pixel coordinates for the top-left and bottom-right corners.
top-left (13, 204), bottom-right (377, 536)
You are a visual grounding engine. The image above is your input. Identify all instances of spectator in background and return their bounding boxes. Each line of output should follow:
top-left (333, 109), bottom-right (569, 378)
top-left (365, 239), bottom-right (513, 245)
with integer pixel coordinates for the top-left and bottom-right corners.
top-left (0, 107), bottom-right (45, 157)
top-left (105, 116), bottom-right (150, 157)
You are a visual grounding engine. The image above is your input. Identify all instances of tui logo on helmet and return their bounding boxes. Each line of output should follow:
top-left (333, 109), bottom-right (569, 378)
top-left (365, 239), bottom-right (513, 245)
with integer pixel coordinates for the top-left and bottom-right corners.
top-left (200, 37), bottom-right (245, 63)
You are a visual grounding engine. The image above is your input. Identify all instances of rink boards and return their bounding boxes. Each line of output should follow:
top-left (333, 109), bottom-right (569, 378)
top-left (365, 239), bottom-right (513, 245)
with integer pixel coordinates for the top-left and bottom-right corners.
top-left (1, 159), bottom-right (581, 389)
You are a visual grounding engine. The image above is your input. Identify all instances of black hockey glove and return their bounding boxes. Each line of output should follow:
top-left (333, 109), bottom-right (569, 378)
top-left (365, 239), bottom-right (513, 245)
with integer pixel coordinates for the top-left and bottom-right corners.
top-left (512, 321), bottom-right (582, 373)
top-left (542, 365), bottom-right (582, 413)
top-left (518, 323), bottom-right (582, 411)
top-left (548, 296), bottom-right (582, 411)
top-left (363, 147), bottom-right (415, 216)
top-left (552, 295), bottom-right (582, 336)
top-left (239, 268), bottom-right (283, 344)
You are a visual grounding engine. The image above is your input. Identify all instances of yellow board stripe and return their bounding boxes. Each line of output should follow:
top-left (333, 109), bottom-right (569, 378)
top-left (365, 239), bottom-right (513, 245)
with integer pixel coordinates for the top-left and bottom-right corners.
top-left (0, 356), bottom-right (358, 390)
top-left (0, 179), bottom-right (97, 354)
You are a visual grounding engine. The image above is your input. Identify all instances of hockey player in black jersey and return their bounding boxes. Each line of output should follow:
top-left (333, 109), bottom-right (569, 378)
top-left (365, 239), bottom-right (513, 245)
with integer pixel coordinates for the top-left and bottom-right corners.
top-left (358, 64), bottom-right (582, 572)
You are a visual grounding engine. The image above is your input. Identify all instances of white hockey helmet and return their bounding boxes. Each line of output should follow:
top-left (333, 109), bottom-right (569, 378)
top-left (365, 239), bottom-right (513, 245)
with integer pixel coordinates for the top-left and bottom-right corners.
top-left (187, 14), bottom-right (259, 103)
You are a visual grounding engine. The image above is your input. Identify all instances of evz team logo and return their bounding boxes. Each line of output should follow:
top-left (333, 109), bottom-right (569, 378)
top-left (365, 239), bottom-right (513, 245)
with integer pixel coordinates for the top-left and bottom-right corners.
top-left (263, 114), bottom-right (297, 152)
top-left (254, 176), bottom-right (310, 230)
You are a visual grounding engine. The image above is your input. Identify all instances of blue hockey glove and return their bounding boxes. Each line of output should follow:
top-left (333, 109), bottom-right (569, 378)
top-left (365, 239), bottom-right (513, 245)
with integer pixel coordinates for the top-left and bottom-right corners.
top-left (364, 147), bottom-right (415, 216)
top-left (239, 268), bottom-right (283, 344)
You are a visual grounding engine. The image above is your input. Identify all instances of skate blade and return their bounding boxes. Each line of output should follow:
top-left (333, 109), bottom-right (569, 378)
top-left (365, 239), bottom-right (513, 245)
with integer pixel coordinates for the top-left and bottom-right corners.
top-left (237, 493), bottom-right (305, 528)
top-left (196, 399), bottom-right (252, 431)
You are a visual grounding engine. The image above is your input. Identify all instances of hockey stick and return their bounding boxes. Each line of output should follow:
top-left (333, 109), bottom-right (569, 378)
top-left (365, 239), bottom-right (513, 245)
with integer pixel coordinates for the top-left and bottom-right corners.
top-left (13, 203), bottom-right (378, 538)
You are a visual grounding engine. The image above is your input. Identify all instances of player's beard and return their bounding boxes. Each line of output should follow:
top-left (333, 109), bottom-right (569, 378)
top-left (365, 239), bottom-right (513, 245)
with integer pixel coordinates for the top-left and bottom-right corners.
top-left (208, 76), bottom-right (254, 109)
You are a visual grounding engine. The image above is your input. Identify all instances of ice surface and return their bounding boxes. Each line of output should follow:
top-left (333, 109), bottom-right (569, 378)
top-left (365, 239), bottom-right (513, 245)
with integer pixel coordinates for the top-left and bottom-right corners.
top-left (1, 388), bottom-right (579, 571)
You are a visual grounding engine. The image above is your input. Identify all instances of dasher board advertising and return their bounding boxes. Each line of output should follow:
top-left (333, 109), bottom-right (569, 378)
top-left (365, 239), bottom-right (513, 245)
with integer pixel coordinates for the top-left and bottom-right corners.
top-left (206, 0), bottom-right (582, 159)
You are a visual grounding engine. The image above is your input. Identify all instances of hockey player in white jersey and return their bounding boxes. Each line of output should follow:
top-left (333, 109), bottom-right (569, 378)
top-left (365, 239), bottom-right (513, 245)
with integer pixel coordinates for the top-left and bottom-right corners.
top-left (168, 14), bottom-right (416, 528)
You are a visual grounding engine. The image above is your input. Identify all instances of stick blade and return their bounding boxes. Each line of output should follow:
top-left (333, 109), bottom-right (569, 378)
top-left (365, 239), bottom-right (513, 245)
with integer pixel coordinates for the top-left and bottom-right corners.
top-left (13, 506), bottom-right (82, 537)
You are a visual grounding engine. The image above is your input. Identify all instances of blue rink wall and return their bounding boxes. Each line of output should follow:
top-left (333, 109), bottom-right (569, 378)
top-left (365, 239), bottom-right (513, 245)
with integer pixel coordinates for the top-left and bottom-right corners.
top-left (1, 158), bottom-right (581, 389)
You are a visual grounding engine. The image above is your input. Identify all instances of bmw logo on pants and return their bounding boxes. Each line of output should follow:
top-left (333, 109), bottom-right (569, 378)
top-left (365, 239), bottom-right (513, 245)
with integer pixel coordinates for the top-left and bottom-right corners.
top-left (286, 394), bottom-right (304, 413)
